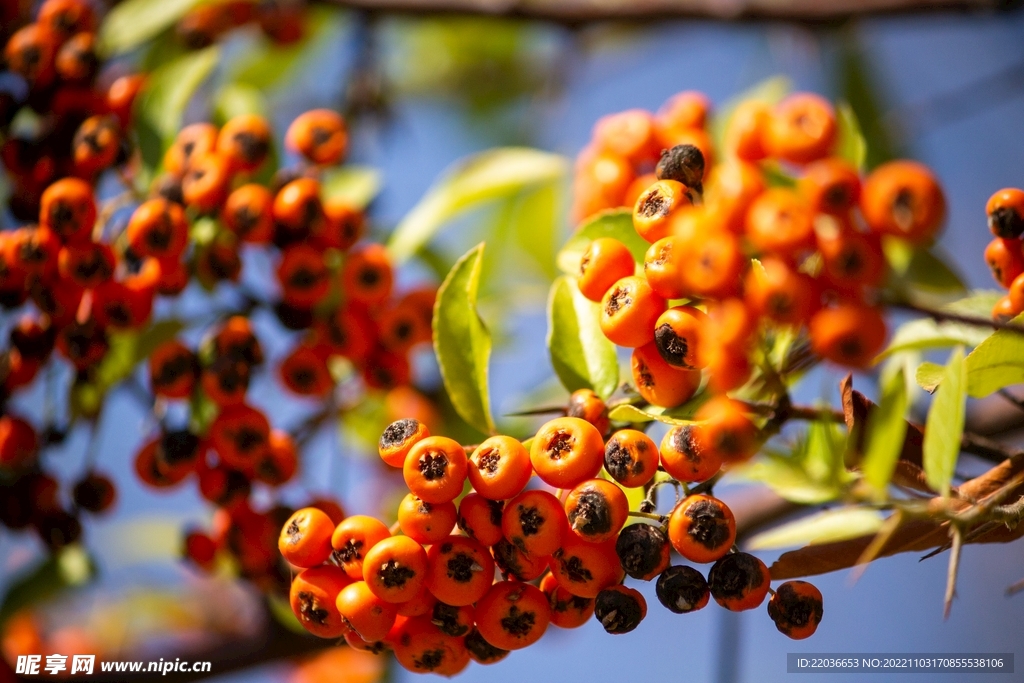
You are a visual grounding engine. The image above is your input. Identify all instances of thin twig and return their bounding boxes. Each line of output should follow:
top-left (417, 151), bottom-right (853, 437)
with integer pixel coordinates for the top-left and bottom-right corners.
top-left (943, 525), bottom-right (963, 620)
top-left (893, 301), bottom-right (1024, 336)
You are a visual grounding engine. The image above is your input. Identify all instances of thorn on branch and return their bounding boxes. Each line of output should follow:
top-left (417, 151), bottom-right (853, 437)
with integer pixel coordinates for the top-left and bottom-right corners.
top-left (943, 525), bottom-right (964, 620)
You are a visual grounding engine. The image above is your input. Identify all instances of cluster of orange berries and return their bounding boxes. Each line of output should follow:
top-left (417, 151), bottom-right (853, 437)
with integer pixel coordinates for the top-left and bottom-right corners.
top-left (277, 388), bottom-right (824, 675)
top-left (176, 0), bottom-right (308, 49)
top-left (981, 189), bottom-right (1024, 320)
top-left (1, 0), bottom-right (145, 220)
top-left (573, 90), bottom-right (948, 415)
top-left (0, 412), bottom-right (115, 550)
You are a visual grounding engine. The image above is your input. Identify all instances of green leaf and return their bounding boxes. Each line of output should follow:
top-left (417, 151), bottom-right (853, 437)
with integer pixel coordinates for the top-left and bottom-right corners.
top-left (961, 313), bottom-right (1024, 398)
top-left (916, 361), bottom-right (944, 393)
top-left (433, 244), bottom-right (495, 435)
top-left (387, 148), bottom-right (568, 265)
top-left (709, 75), bottom-right (792, 155)
top-left (877, 318), bottom-right (992, 359)
top-left (923, 347), bottom-right (966, 496)
top-left (98, 0), bottom-right (202, 56)
top-left (803, 417), bottom-right (847, 486)
top-left (268, 593), bottom-right (307, 635)
top-left (731, 456), bottom-right (844, 505)
top-left (556, 209), bottom-right (648, 275)
top-left (835, 100), bottom-right (867, 170)
top-left (321, 166), bottom-right (383, 210)
top-left (134, 46), bottom-right (220, 175)
top-left (606, 396), bottom-right (708, 426)
top-left (941, 290), bottom-right (1004, 318)
top-left (213, 83), bottom-right (267, 125)
top-left (746, 508), bottom-right (884, 551)
top-left (546, 276), bottom-right (618, 399)
top-left (861, 368), bottom-right (909, 492)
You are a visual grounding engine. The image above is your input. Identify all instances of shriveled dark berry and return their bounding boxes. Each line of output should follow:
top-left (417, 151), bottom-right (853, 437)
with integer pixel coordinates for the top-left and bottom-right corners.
top-left (656, 565), bottom-right (709, 614)
top-left (656, 144), bottom-right (705, 192)
top-left (594, 586), bottom-right (646, 634)
top-left (616, 523), bottom-right (668, 580)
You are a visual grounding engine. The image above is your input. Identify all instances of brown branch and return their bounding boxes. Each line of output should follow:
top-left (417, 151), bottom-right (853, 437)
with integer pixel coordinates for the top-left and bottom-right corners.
top-left (892, 301), bottom-right (1024, 336)
top-left (323, 0), bottom-right (998, 25)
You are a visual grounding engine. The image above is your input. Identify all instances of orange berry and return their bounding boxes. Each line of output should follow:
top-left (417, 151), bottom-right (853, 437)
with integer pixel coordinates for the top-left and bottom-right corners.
top-left (764, 93), bottom-right (836, 165)
top-left (549, 535), bottom-right (624, 598)
top-left (660, 424), bottom-right (723, 483)
top-left (631, 342), bottom-right (701, 409)
top-left (379, 418), bottom-right (430, 468)
top-left (745, 187), bottom-right (816, 257)
top-left (708, 552), bottom-right (770, 611)
top-left (593, 109), bottom-right (658, 165)
top-left (457, 494), bottom-right (504, 547)
top-left (491, 537), bottom-right (548, 582)
top-left (985, 237), bottom-right (1024, 288)
top-left (768, 580), bottom-right (824, 639)
top-left (336, 580), bottom-right (398, 642)
top-left (181, 153), bottom-right (232, 212)
top-left (744, 255), bottom-right (818, 325)
top-left (502, 489), bottom-right (567, 557)
top-left (363, 535), bottom-right (428, 604)
top-left (643, 235), bottom-right (687, 300)
top-left (600, 275), bottom-right (666, 348)
top-left (602, 429), bottom-right (658, 489)
top-left (668, 494), bottom-right (736, 564)
top-left (342, 243), bottom-right (393, 306)
top-left (424, 535), bottom-right (494, 606)
top-left (403, 436), bottom-right (468, 504)
top-left (633, 180), bottom-right (691, 243)
top-left (724, 100), bottom-right (769, 162)
top-left (566, 389), bottom-right (610, 436)
top-left (798, 157), bottom-right (861, 215)
top-left (693, 395), bottom-right (757, 463)
top-left (217, 114), bottom-right (271, 173)
top-left (680, 228), bottom-right (747, 299)
top-left (541, 572), bottom-right (594, 629)
top-left (279, 507), bottom-right (335, 568)
top-left (290, 565), bottom-right (352, 638)
top-left (474, 581), bottom-right (550, 651)
top-left (222, 184), bottom-right (274, 243)
top-left (286, 109), bottom-right (348, 165)
top-left (148, 340), bottom-right (197, 399)
top-left (860, 160), bottom-right (945, 243)
top-left (164, 123), bottom-right (218, 176)
top-left (331, 515), bottom-right (391, 581)
top-left (578, 237), bottom-right (636, 303)
top-left (466, 435), bottom-right (531, 501)
top-left (397, 494), bottom-right (457, 545)
top-left (653, 305), bottom-right (706, 369)
top-left (809, 303), bottom-right (887, 368)
top-left (987, 188), bottom-right (1024, 239)
top-left (529, 416), bottom-right (605, 490)
top-left (564, 478), bottom-right (628, 544)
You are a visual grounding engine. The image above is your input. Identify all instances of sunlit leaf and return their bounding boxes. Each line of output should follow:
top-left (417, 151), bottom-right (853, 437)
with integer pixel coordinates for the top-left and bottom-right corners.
top-left (861, 368), bottom-right (909, 492)
top-left (434, 244), bottom-right (495, 435)
top-left (98, 0), bottom-right (201, 56)
top-left (835, 101), bottom-right (867, 170)
top-left (959, 313), bottom-right (1024, 398)
top-left (877, 318), bottom-right (991, 359)
top-left (134, 46), bottom-right (220, 175)
top-left (547, 276), bottom-right (618, 399)
top-left (607, 395), bottom-right (708, 426)
top-left (556, 209), bottom-right (648, 274)
top-left (731, 456), bottom-right (844, 505)
top-left (321, 166), bottom-right (383, 210)
top-left (923, 347), bottom-right (966, 496)
top-left (747, 508), bottom-right (884, 551)
top-left (916, 361), bottom-right (944, 393)
top-left (803, 417), bottom-right (847, 486)
top-left (941, 290), bottom-right (1004, 318)
top-left (388, 148), bottom-right (568, 264)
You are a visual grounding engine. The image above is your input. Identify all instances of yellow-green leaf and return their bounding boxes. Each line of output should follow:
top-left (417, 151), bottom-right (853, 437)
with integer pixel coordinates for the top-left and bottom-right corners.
top-left (916, 361), bottom-right (944, 393)
top-left (321, 166), bottom-right (383, 210)
top-left (877, 318), bottom-right (991, 360)
top-left (746, 508), bottom-right (884, 551)
top-left (835, 101), bottom-right (867, 170)
top-left (961, 313), bottom-right (1024, 398)
top-left (861, 368), bottom-right (909, 492)
top-left (434, 244), bottom-right (495, 435)
top-left (923, 347), bottom-right (966, 496)
top-left (98, 0), bottom-right (203, 56)
top-left (547, 276), bottom-right (618, 399)
top-left (388, 148), bottom-right (568, 264)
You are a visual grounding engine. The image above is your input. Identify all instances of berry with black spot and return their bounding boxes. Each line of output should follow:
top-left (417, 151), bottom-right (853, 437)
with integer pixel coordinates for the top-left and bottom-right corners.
top-left (668, 494), bottom-right (736, 564)
top-left (603, 428), bottom-right (658, 489)
top-left (430, 601), bottom-right (473, 638)
top-left (425, 535), bottom-right (494, 607)
top-left (379, 418), bottom-right (429, 468)
top-left (331, 515), bottom-right (391, 580)
top-left (708, 552), bottom-right (771, 611)
top-left (616, 523), bottom-right (670, 581)
top-left (289, 565), bottom-right (352, 638)
top-left (398, 493), bottom-right (457, 545)
top-left (490, 537), bottom-right (547, 582)
top-left (464, 627), bottom-right (508, 665)
top-left (502, 489), bottom-right (567, 557)
top-left (217, 114), bottom-right (271, 173)
top-left (564, 478), bottom-right (628, 544)
top-left (363, 535), bottom-right (428, 604)
top-left (594, 585), bottom-right (646, 634)
top-left (457, 493), bottom-right (504, 547)
top-left (655, 564), bottom-right (710, 614)
top-left (660, 424), bottom-right (722, 484)
top-left (279, 507), bottom-right (335, 568)
top-left (474, 580), bottom-right (550, 651)
top-left (540, 572), bottom-right (594, 629)
top-left (768, 580), bottom-right (823, 639)
top-left (549, 535), bottom-right (624, 599)
top-left (286, 109), bottom-right (348, 165)
top-left (986, 188), bottom-right (1024, 240)
top-left (631, 342), bottom-right (701, 409)
top-left (530, 416), bottom-right (605, 490)
top-left (336, 580), bottom-right (399, 642)
top-left (72, 472), bottom-right (115, 513)
top-left (600, 275), bottom-right (666, 348)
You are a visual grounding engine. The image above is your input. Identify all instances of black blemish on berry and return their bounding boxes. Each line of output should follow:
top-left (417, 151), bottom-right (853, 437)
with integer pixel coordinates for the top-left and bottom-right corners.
top-left (378, 559), bottom-right (416, 588)
top-left (568, 490), bottom-right (612, 537)
top-left (380, 419), bottom-right (420, 450)
top-left (616, 523), bottom-right (667, 579)
top-left (418, 451), bottom-right (449, 481)
top-left (656, 565), bottom-right (709, 614)
top-left (594, 588), bottom-right (644, 634)
top-left (686, 499), bottom-right (730, 550)
top-left (654, 323), bottom-right (690, 367)
top-left (500, 605), bottom-right (536, 637)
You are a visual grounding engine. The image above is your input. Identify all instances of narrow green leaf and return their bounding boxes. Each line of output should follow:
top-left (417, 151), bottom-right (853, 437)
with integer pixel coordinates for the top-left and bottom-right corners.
top-left (877, 318), bottom-right (992, 359)
top-left (546, 276), bottom-right (618, 399)
top-left (916, 361), bottom-right (944, 393)
top-left (321, 166), bottom-right (383, 210)
top-left (388, 148), bottom-right (568, 264)
top-left (746, 508), bottom-right (884, 551)
top-left (803, 418), bottom-right (847, 486)
top-left (556, 209), bottom-right (648, 274)
top-left (133, 46), bottom-right (220, 174)
top-left (606, 396), bottom-right (708, 426)
top-left (923, 347), bottom-right (966, 496)
top-left (835, 101), bottom-right (867, 170)
top-left (98, 0), bottom-right (202, 56)
top-left (730, 456), bottom-right (844, 504)
top-left (433, 244), bottom-right (495, 435)
top-left (861, 368), bottom-right (909, 492)
top-left (941, 290), bottom-right (1004, 318)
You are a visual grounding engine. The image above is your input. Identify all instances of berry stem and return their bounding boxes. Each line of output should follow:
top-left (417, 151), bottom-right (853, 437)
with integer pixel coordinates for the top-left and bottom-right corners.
top-left (627, 510), bottom-right (667, 522)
